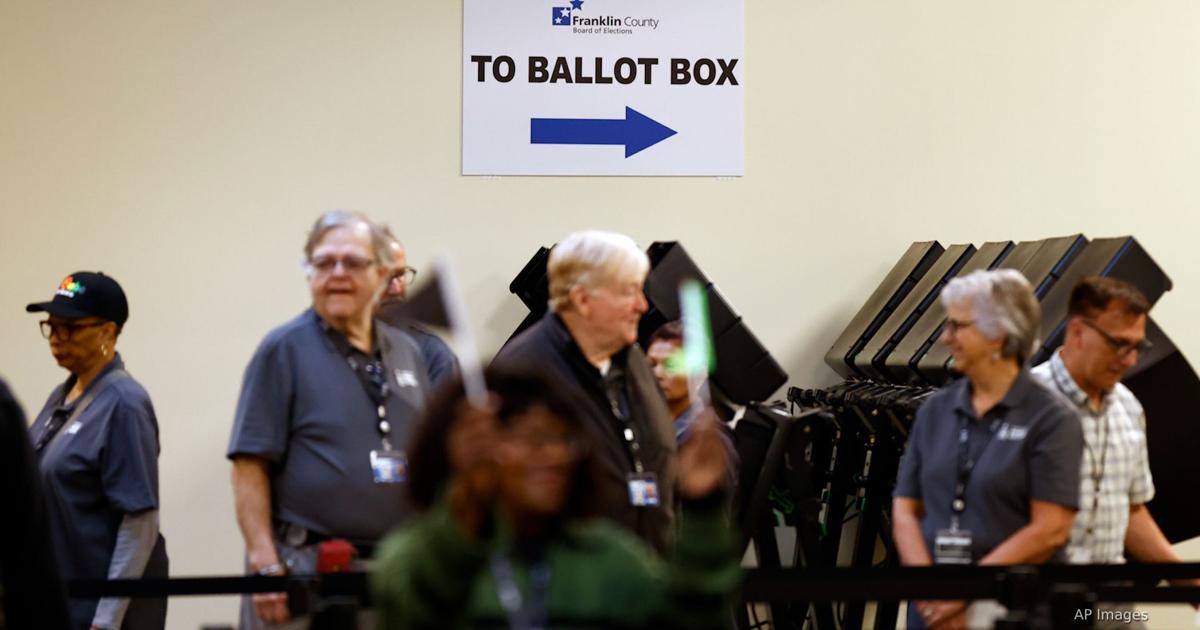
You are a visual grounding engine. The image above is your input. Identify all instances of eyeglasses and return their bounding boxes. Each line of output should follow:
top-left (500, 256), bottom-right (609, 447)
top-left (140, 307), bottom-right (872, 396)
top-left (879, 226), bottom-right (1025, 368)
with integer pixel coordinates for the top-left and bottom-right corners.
top-left (389, 266), bottom-right (418, 286)
top-left (40, 319), bottom-right (106, 340)
top-left (307, 255), bottom-right (376, 275)
top-left (503, 432), bottom-right (583, 457)
top-left (1080, 319), bottom-right (1152, 357)
top-left (943, 318), bottom-right (975, 335)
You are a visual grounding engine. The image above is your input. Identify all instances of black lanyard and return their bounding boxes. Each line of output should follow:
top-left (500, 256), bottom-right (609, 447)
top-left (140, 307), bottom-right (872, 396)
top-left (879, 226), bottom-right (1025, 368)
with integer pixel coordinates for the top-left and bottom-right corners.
top-left (1081, 415), bottom-right (1109, 538)
top-left (1050, 371), bottom-right (1109, 537)
top-left (34, 407), bottom-right (74, 453)
top-left (490, 553), bottom-right (551, 630)
top-left (323, 323), bottom-right (394, 450)
top-left (346, 354), bottom-right (394, 449)
top-left (34, 368), bottom-right (128, 453)
top-left (602, 366), bottom-right (645, 474)
top-left (952, 414), bottom-right (1002, 518)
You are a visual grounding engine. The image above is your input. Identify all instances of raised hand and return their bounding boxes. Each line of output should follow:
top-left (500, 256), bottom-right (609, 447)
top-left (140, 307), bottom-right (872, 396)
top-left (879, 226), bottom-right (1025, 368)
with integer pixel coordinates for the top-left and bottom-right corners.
top-left (676, 408), bottom-right (731, 501)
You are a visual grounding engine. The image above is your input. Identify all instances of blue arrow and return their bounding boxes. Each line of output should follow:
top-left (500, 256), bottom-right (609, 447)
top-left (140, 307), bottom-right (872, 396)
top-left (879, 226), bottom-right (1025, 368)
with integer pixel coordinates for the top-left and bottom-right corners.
top-left (530, 107), bottom-right (677, 158)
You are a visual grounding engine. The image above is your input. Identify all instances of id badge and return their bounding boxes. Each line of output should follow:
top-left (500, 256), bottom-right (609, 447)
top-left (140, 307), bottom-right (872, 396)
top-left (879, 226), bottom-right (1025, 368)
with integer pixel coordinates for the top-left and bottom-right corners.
top-left (370, 450), bottom-right (408, 484)
top-left (627, 473), bottom-right (660, 507)
top-left (934, 528), bottom-right (973, 565)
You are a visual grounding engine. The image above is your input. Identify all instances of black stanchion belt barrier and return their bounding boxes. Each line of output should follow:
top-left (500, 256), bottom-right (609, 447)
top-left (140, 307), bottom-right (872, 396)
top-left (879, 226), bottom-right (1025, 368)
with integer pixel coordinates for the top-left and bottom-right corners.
top-left (68, 563), bottom-right (1200, 603)
top-left (69, 573), bottom-right (369, 600)
top-left (741, 563), bottom-right (1200, 603)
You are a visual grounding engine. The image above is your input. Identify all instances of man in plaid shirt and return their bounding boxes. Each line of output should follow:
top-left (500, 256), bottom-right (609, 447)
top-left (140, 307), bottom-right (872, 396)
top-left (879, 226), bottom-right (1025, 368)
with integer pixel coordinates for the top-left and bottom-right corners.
top-left (1032, 277), bottom-right (1198, 628)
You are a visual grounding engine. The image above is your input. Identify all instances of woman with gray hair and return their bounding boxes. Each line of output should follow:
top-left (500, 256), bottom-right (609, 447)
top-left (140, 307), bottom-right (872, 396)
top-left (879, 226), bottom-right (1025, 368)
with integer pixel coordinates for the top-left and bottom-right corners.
top-left (892, 269), bottom-right (1083, 629)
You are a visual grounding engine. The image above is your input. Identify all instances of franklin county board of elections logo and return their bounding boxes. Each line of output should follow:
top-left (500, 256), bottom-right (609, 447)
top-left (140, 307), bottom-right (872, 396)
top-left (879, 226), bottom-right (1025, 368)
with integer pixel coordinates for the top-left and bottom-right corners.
top-left (551, 0), bottom-right (583, 26)
top-left (551, 0), bottom-right (660, 34)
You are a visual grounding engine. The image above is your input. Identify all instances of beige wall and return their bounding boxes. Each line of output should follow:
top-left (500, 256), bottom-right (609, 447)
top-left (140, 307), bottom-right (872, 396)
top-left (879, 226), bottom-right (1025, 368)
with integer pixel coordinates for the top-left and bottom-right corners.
top-left (2, 1), bottom-right (1199, 628)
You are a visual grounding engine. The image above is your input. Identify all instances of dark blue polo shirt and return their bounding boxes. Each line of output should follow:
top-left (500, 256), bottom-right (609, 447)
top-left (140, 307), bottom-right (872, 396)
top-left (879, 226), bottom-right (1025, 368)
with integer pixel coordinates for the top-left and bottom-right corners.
top-left (227, 310), bottom-right (430, 545)
top-left (29, 354), bottom-right (163, 629)
top-left (894, 369), bottom-right (1082, 563)
top-left (405, 324), bottom-right (458, 390)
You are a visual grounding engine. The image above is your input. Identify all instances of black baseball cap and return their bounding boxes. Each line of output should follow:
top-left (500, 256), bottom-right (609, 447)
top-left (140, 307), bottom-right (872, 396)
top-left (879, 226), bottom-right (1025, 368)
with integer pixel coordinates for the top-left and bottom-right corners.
top-left (26, 271), bottom-right (129, 326)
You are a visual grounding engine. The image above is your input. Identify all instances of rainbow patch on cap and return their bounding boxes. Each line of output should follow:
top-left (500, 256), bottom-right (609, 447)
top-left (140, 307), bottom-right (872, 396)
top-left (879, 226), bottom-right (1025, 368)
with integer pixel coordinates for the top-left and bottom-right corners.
top-left (56, 276), bottom-right (85, 298)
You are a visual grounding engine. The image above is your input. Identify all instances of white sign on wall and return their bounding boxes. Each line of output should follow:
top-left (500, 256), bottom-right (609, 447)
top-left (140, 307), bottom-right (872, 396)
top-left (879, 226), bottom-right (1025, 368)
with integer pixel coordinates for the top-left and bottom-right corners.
top-left (463, 0), bottom-right (744, 176)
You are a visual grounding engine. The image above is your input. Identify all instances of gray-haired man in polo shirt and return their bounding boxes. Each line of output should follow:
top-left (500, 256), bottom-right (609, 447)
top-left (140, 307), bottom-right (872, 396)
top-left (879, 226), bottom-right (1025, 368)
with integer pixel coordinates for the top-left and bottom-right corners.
top-left (1032, 277), bottom-right (1200, 628)
top-left (228, 211), bottom-right (430, 629)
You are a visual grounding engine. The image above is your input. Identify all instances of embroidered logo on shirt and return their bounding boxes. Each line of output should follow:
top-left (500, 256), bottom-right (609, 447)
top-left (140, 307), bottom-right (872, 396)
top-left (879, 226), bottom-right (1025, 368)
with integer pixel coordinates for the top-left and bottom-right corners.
top-left (996, 423), bottom-right (1029, 441)
top-left (394, 369), bottom-right (418, 388)
top-left (66, 422), bottom-right (83, 435)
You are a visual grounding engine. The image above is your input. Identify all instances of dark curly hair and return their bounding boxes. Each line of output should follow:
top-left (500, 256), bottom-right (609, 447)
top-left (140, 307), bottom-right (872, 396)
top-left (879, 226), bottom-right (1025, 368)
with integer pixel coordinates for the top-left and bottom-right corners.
top-left (404, 367), bottom-right (597, 519)
top-left (647, 320), bottom-right (683, 347)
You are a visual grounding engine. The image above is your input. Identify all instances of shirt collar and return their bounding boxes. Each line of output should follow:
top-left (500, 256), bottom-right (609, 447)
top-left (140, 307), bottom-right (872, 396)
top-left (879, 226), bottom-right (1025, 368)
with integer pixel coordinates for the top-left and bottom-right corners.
top-left (674, 405), bottom-right (699, 439)
top-left (952, 367), bottom-right (1037, 420)
top-left (315, 309), bottom-right (381, 359)
top-left (58, 353), bottom-right (125, 410)
top-left (1047, 349), bottom-right (1100, 410)
top-left (543, 310), bottom-right (576, 353)
top-left (543, 311), bottom-right (629, 377)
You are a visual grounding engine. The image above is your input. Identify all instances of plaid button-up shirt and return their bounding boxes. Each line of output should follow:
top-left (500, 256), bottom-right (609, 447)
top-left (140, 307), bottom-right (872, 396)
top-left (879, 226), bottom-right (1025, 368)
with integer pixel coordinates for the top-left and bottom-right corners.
top-left (1031, 351), bottom-right (1155, 564)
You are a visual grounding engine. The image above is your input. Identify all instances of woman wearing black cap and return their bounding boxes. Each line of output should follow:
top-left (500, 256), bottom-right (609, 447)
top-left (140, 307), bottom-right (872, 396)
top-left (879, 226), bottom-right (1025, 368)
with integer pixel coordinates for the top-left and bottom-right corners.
top-left (26, 271), bottom-right (168, 630)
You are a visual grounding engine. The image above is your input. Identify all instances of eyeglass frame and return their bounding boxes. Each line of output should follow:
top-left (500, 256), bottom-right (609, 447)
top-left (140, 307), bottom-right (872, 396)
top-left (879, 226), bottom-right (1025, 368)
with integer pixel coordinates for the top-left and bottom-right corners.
top-left (1079, 318), bottom-right (1152, 357)
top-left (389, 266), bottom-right (418, 286)
top-left (39, 319), bottom-right (108, 341)
top-left (305, 255), bottom-right (377, 275)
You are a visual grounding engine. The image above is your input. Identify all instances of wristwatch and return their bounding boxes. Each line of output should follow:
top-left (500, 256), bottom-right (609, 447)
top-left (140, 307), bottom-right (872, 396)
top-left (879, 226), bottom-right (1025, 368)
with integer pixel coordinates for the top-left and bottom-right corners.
top-left (256, 563), bottom-right (286, 576)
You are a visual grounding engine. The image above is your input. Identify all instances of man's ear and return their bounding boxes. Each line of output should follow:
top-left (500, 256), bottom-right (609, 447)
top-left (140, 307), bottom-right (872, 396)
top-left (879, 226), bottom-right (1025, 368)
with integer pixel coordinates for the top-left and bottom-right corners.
top-left (568, 284), bottom-right (590, 316)
top-left (1064, 316), bottom-right (1083, 349)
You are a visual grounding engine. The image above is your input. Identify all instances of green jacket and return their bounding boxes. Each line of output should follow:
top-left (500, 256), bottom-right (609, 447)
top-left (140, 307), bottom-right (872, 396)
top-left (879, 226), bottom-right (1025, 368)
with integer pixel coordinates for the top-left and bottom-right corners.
top-left (371, 501), bottom-right (741, 629)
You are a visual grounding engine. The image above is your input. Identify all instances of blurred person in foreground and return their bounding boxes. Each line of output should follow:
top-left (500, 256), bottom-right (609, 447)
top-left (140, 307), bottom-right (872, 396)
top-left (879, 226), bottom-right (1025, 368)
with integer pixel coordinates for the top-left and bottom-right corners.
top-left (892, 269), bottom-right (1082, 629)
top-left (0, 377), bottom-right (71, 630)
top-left (372, 368), bottom-right (741, 629)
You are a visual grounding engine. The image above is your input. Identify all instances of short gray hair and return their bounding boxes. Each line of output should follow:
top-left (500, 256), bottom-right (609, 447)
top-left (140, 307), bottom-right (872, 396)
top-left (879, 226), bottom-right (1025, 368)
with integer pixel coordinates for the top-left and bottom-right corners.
top-left (304, 210), bottom-right (393, 267)
top-left (548, 230), bottom-right (649, 312)
top-left (940, 269), bottom-right (1042, 364)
